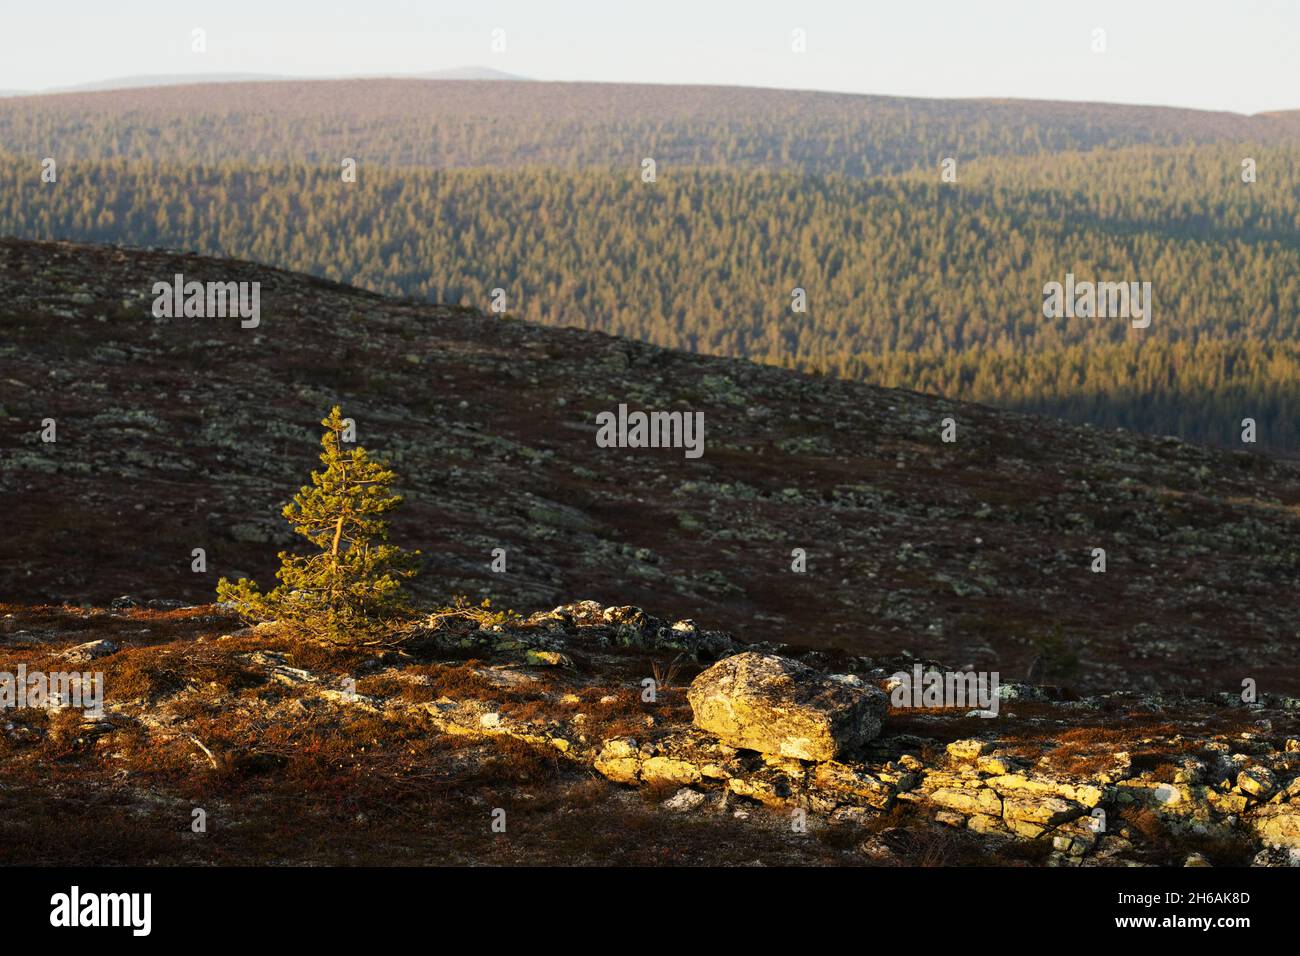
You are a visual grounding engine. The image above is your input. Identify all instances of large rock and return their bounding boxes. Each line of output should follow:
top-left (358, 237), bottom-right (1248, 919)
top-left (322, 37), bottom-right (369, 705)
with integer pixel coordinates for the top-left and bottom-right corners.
top-left (687, 652), bottom-right (887, 761)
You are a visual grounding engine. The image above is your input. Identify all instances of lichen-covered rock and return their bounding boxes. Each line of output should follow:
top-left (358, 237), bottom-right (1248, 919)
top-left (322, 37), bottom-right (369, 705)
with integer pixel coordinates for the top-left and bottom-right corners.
top-left (663, 788), bottom-right (707, 812)
top-left (1252, 846), bottom-right (1300, 867)
top-left (928, 786), bottom-right (1003, 816)
top-left (984, 773), bottom-right (1106, 808)
top-left (1237, 765), bottom-right (1276, 798)
top-left (641, 755), bottom-right (703, 787)
top-left (1002, 795), bottom-right (1084, 828)
top-left (812, 762), bottom-right (895, 809)
top-left (687, 652), bottom-right (887, 761)
top-left (593, 737), bottom-right (641, 784)
top-left (536, 602), bottom-right (737, 659)
top-left (946, 738), bottom-right (990, 761)
top-left (975, 754), bottom-right (1018, 775)
top-left (58, 639), bottom-right (119, 663)
top-left (1052, 817), bottom-right (1102, 856)
top-left (1250, 805), bottom-right (1300, 849)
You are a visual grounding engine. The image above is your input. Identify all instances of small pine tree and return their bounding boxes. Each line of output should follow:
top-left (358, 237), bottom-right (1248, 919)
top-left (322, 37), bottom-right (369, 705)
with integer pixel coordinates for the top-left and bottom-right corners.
top-left (217, 407), bottom-right (419, 642)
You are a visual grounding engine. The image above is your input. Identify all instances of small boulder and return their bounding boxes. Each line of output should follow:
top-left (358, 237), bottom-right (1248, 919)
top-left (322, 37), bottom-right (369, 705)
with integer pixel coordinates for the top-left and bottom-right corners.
top-left (1252, 846), bottom-right (1300, 867)
top-left (1238, 766), bottom-right (1277, 799)
top-left (976, 754), bottom-right (1018, 775)
top-left (594, 738), bottom-right (641, 785)
top-left (58, 639), bottom-right (119, 663)
top-left (687, 652), bottom-right (887, 761)
top-left (663, 788), bottom-right (707, 812)
top-left (947, 738), bottom-right (991, 761)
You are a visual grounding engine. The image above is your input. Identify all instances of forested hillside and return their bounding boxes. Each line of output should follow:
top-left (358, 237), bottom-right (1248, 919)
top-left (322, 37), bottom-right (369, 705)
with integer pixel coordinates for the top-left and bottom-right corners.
top-left (3, 80), bottom-right (1297, 174)
top-left (1, 80), bottom-right (1296, 448)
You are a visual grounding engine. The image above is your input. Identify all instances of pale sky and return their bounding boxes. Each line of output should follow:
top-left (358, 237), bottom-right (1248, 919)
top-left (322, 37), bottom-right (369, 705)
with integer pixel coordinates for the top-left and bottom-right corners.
top-left (1, 0), bottom-right (1297, 114)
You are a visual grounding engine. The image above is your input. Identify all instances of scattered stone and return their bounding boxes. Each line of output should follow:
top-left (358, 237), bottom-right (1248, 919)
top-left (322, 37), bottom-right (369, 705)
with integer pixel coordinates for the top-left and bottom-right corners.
top-left (663, 788), bottom-right (707, 812)
top-left (947, 738), bottom-right (990, 761)
top-left (6, 587), bottom-right (1300, 868)
top-left (594, 738), bottom-right (641, 785)
top-left (522, 649), bottom-right (571, 667)
top-left (1238, 766), bottom-right (1277, 799)
top-left (976, 754), bottom-right (1017, 775)
top-left (58, 639), bottom-right (119, 663)
top-left (813, 762), bottom-right (894, 809)
top-left (1252, 846), bottom-right (1300, 867)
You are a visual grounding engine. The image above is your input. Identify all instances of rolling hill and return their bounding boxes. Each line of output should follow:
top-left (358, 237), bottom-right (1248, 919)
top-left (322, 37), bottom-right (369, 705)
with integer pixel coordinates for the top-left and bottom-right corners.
top-left (1, 79), bottom-right (1297, 171)
top-left (1, 79), bottom-right (1297, 451)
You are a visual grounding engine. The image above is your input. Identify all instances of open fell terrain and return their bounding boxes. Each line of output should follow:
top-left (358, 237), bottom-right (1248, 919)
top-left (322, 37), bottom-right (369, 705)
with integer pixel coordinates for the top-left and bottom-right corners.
top-left (2, 239), bottom-right (1299, 866)
top-left (2, 237), bottom-right (1299, 696)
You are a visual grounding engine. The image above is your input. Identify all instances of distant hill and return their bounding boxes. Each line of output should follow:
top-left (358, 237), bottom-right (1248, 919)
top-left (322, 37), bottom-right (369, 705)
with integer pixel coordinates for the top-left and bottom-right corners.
top-left (0, 66), bottom-right (527, 98)
top-left (409, 66), bottom-right (527, 81)
top-left (0, 78), bottom-right (1294, 172)
top-left (44, 72), bottom-right (290, 93)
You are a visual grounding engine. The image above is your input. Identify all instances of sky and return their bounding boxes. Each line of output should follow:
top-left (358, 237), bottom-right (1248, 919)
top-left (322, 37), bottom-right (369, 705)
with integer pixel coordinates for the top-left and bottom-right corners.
top-left (1, 0), bottom-right (1297, 114)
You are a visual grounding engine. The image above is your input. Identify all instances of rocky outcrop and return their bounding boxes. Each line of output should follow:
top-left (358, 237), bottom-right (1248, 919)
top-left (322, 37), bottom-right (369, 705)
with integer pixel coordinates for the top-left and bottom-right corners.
top-left (9, 599), bottom-right (1300, 867)
top-left (687, 652), bottom-right (888, 761)
top-left (407, 601), bottom-right (739, 664)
